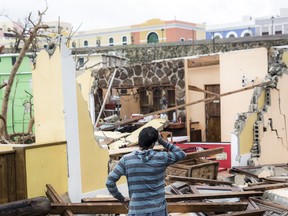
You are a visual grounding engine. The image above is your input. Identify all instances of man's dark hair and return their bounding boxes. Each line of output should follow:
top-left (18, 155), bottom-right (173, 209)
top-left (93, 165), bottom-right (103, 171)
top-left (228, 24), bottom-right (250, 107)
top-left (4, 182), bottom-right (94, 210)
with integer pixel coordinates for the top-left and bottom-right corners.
top-left (138, 126), bottom-right (158, 150)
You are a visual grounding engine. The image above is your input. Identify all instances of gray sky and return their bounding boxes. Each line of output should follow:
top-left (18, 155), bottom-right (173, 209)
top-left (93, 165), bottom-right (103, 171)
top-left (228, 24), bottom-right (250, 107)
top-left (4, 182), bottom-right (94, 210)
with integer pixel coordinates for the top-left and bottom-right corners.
top-left (1, 0), bottom-right (288, 31)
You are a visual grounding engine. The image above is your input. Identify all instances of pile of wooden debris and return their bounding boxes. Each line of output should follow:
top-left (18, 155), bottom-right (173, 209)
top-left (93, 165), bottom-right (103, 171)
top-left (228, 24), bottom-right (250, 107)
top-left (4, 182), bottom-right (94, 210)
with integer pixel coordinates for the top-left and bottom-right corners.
top-left (1, 145), bottom-right (288, 215)
top-left (48, 148), bottom-right (288, 215)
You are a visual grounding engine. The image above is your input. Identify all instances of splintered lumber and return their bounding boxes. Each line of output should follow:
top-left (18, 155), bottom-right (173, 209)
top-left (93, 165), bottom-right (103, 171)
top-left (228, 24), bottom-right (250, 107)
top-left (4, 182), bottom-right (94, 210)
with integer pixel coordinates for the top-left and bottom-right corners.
top-left (214, 209), bottom-right (266, 216)
top-left (0, 196), bottom-right (50, 216)
top-left (250, 197), bottom-right (288, 211)
top-left (166, 175), bottom-right (232, 185)
top-left (82, 191), bottom-right (263, 203)
top-left (165, 191), bottom-right (264, 202)
top-left (184, 147), bottom-right (224, 160)
top-left (45, 184), bottom-right (74, 216)
top-left (109, 145), bottom-right (164, 156)
top-left (243, 183), bottom-right (288, 191)
top-left (50, 202), bottom-right (248, 214)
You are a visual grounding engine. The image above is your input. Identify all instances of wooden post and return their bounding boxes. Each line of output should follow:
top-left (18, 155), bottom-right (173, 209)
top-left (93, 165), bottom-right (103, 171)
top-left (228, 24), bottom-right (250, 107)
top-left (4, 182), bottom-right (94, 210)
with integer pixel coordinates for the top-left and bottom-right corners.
top-left (0, 196), bottom-right (51, 216)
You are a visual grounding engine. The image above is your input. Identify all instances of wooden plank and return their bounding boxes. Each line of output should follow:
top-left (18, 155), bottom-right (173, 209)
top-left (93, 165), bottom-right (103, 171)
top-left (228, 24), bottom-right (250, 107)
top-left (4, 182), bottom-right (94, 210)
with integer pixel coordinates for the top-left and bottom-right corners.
top-left (165, 191), bottom-right (263, 202)
top-left (109, 145), bottom-right (164, 156)
top-left (13, 148), bottom-right (27, 200)
top-left (0, 155), bottom-right (8, 204)
top-left (45, 184), bottom-right (74, 216)
top-left (50, 202), bottom-right (248, 214)
top-left (166, 175), bottom-right (233, 185)
top-left (45, 184), bottom-right (63, 203)
top-left (0, 196), bottom-right (50, 216)
top-left (0, 152), bottom-right (17, 204)
top-left (6, 153), bottom-right (16, 203)
top-left (184, 147), bottom-right (224, 160)
top-left (113, 81), bottom-right (272, 128)
top-left (243, 183), bottom-right (288, 191)
top-left (250, 197), bottom-right (288, 211)
top-left (215, 209), bottom-right (266, 216)
top-left (82, 191), bottom-right (263, 203)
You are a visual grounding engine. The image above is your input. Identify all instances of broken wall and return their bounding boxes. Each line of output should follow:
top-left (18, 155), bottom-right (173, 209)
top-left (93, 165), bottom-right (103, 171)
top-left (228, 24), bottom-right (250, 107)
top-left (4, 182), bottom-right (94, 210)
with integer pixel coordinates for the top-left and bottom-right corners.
top-left (33, 41), bottom-right (111, 202)
top-left (232, 47), bottom-right (288, 165)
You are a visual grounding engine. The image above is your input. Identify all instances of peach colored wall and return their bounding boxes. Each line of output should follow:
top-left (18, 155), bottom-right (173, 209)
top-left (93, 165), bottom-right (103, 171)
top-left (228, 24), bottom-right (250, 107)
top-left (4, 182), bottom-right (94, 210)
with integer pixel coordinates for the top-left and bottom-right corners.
top-left (185, 63), bottom-right (220, 141)
top-left (220, 48), bottom-right (268, 142)
top-left (166, 28), bottom-right (195, 42)
top-left (258, 73), bottom-right (288, 164)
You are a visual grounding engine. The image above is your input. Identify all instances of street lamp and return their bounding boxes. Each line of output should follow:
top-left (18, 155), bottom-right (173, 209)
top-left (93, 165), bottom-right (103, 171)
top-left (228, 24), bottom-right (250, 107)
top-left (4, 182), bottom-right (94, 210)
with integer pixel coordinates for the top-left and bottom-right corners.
top-left (161, 28), bottom-right (164, 43)
top-left (211, 32), bottom-right (215, 53)
top-left (271, 16), bottom-right (274, 35)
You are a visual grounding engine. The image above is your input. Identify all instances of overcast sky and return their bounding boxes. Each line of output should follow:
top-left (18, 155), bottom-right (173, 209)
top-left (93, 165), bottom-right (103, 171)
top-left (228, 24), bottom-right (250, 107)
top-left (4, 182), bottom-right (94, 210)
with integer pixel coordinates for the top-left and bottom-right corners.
top-left (1, 0), bottom-right (288, 31)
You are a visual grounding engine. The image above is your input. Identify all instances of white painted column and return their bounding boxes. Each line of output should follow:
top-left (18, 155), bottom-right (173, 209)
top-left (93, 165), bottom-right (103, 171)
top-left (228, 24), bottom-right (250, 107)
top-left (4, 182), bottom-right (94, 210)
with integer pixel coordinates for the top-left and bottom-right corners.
top-left (60, 39), bottom-right (82, 202)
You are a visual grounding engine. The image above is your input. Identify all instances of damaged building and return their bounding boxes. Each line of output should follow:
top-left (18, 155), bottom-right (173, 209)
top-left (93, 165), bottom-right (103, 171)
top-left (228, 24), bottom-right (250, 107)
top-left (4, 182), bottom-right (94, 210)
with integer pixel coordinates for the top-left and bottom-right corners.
top-left (1, 37), bottom-right (288, 214)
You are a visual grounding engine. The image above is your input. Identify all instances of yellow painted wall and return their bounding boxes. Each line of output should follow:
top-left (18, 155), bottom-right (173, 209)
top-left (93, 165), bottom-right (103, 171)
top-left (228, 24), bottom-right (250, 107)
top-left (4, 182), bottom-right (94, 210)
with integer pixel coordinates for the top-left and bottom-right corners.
top-left (25, 143), bottom-right (68, 198)
top-left (32, 48), bottom-right (66, 144)
top-left (185, 62), bottom-right (220, 141)
top-left (77, 85), bottom-right (112, 193)
top-left (239, 113), bottom-right (258, 155)
top-left (75, 26), bottom-right (132, 47)
top-left (76, 70), bottom-right (95, 103)
top-left (138, 19), bottom-right (166, 43)
top-left (257, 90), bottom-right (266, 110)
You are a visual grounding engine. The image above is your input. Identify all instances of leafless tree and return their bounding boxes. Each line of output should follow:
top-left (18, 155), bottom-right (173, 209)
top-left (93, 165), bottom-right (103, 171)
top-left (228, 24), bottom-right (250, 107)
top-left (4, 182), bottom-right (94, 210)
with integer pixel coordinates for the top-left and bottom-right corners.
top-left (0, 7), bottom-right (49, 143)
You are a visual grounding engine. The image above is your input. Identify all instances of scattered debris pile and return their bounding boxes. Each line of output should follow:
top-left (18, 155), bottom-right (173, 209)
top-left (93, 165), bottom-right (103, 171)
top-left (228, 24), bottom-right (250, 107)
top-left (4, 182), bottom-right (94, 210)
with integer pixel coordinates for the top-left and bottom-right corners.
top-left (1, 148), bottom-right (288, 215)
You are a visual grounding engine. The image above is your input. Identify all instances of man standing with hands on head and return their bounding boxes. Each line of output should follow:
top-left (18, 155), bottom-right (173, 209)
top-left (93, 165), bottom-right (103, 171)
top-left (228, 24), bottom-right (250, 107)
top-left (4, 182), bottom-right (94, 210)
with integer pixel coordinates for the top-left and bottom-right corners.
top-left (106, 126), bottom-right (186, 216)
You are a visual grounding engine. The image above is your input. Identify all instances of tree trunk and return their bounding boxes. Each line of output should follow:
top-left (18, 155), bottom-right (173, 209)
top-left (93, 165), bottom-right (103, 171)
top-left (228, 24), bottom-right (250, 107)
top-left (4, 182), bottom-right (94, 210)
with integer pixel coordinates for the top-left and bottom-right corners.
top-left (0, 196), bottom-right (51, 216)
top-left (0, 37), bottom-right (33, 139)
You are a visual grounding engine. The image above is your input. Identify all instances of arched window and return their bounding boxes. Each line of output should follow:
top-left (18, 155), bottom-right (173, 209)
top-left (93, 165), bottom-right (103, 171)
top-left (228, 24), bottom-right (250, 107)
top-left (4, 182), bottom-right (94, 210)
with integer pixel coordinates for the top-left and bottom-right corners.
top-left (96, 39), bottom-right (101, 47)
top-left (180, 38), bottom-right (185, 41)
top-left (226, 31), bottom-right (238, 38)
top-left (109, 38), bottom-right (114, 46)
top-left (72, 41), bottom-right (76, 48)
top-left (122, 36), bottom-right (127, 45)
top-left (84, 40), bottom-right (88, 46)
top-left (147, 32), bottom-right (158, 43)
top-left (243, 33), bottom-right (251, 37)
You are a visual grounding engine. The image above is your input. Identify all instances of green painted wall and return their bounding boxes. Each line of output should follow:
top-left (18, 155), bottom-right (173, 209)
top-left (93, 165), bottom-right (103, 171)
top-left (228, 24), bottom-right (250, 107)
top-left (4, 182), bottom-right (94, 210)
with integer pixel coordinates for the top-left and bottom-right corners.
top-left (0, 54), bottom-right (33, 137)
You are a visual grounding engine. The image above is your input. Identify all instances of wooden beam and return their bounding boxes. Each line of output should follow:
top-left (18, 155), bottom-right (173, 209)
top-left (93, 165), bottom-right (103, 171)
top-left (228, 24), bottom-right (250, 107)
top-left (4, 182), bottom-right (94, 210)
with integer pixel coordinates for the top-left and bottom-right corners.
top-left (114, 81), bottom-right (272, 127)
top-left (215, 209), bottom-right (266, 216)
top-left (82, 191), bottom-right (262, 203)
top-left (184, 147), bottom-right (224, 160)
top-left (50, 202), bottom-right (248, 214)
top-left (109, 145), bottom-right (164, 156)
top-left (166, 175), bottom-right (232, 186)
top-left (45, 184), bottom-right (74, 216)
top-left (243, 183), bottom-right (288, 191)
top-left (188, 59), bottom-right (220, 68)
top-left (0, 196), bottom-right (50, 216)
top-left (250, 197), bottom-right (288, 211)
top-left (165, 191), bottom-right (263, 202)
top-left (188, 85), bottom-right (220, 96)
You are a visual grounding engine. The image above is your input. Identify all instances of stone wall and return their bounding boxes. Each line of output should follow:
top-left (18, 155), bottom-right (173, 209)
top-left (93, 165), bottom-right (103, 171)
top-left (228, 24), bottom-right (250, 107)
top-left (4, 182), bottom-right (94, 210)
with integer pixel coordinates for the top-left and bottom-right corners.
top-left (92, 59), bottom-right (186, 112)
top-left (76, 35), bottom-right (288, 64)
